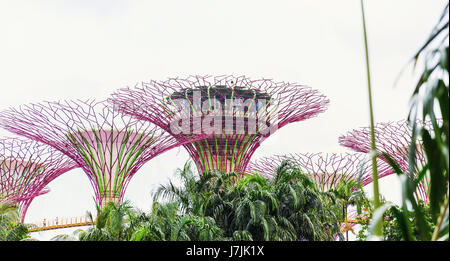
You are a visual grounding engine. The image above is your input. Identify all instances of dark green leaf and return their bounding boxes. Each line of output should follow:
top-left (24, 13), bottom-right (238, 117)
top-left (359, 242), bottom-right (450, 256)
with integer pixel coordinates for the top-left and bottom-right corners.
top-left (421, 129), bottom-right (446, 221)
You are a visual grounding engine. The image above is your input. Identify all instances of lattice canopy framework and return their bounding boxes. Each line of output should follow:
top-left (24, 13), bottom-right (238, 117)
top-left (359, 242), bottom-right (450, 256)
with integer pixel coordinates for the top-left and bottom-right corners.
top-left (338, 120), bottom-right (430, 202)
top-left (248, 152), bottom-right (395, 230)
top-left (247, 152), bottom-right (394, 192)
top-left (0, 100), bottom-right (209, 208)
top-left (110, 75), bottom-right (329, 175)
top-left (0, 138), bottom-right (77, 221)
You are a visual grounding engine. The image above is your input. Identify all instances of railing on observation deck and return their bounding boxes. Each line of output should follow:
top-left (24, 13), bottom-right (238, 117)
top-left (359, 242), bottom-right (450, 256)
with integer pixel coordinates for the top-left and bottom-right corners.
top-left (28, 216), bottom-right (96, 232)
top-left (27, 216), bottom-right (367, 233)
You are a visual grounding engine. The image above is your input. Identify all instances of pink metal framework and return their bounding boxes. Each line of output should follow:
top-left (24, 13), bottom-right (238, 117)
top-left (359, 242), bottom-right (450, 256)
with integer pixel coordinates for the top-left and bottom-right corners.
top-left (0, 137), bottom-right (77, 221)
top-left (247, 152), bottom-right (395, 192)
top-left (0, 100), bottom-right (209, 208)
top-left (247, 152), bottom-right (394, 233)
top-left (109, 75), bottom-right (329, 175)
top-left (338, 120), bottom-right (430, 202)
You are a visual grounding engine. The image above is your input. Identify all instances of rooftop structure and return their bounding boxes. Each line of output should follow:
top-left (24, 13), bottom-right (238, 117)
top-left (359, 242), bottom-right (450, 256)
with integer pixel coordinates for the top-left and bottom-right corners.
top-left (110, 75), bottom-right (329, 175)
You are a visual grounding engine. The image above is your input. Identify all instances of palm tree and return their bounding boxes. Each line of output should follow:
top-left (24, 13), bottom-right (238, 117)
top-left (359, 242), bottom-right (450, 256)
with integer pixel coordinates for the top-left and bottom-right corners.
top-left (79, 200), bottom-right (137, 241)
top-left (131, 201), bottom-right (183, 241)
top-left (329, 175), bottom-right (367, 241)
top-left (130, 201), bottom-right (224, 241)
top-left (0, 201), bottom-right (32, 241)
top-left (153, 160), bottom-right (342, 241)
top-left (270, 160), bottom-right (343, 241)
top-left (51, 229), bottom-right (85, 241)
top-left (232, 174), bottom-right (278, 240)
top-left (153, 161), bottom-right (205, 215)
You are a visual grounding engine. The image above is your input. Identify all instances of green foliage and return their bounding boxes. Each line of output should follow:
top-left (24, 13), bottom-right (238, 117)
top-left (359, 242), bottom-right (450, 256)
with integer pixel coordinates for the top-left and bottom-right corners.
top-left (79, 200), bottom-right (137, 241)
top-left (360, 0), bottom-right (382, 237)
top-left (129, 201), bottom-right (224, 241)
top-left (56, 160), bottom-right (343, 241)
top-left (357, 197), bottom-right (435, 241)
top-left (407, 3), bottom-right (449, 241)
top-left (0, 201), bottom-right (33, 241)
top-left (362, 2), bottom-right (449, 241)
top-left (328, 173), bottom-right (369, 240)
top-left (154, 160), bottom-right (343, 241)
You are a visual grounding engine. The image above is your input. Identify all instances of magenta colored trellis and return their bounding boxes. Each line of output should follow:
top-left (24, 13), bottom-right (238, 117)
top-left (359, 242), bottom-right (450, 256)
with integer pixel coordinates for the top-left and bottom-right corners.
top-left (0, 137), bottom-right (77, 221)
top-left (338, 120), bottom-right (430, 202)
top-left (0, 100), bottom-right (210, 207)
top-left (109, 75), bottom-right (329, 175)
top-left (247, 152), bottom-right (395, 192)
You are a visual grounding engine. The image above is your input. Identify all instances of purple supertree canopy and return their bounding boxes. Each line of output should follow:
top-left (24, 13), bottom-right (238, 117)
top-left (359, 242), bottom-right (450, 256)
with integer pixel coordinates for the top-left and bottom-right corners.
top-left (110, 75), bottom-right (329, 175)
top-left (247, 152), bottom-right (394, 192)
top-left (338, 120), bottom-right (430, 202)
top-left (0, 99), bottom-right (209, 208)
top-left (0, 137), bottom-right (77, 221)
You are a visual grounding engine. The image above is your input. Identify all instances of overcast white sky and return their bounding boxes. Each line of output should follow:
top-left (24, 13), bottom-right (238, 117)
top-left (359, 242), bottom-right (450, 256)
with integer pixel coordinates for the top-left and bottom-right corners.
top-left (0, 0), bottom-right (447, 240)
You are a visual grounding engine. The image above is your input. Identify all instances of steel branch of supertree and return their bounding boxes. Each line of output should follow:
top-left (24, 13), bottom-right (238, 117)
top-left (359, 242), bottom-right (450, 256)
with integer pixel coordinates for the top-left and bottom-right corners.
top-left (110, 75), bottom-right (329, 175)
top-left (248, 152), bottom-right (394, 230)
top-left (247, 152), bottom-right (394, 192)
top-left (338, 120), bottom-right (430, 202)
top-left (0, 137), bottom-right (77, 221)
top-left (0, 99), bottom-right (209, 208)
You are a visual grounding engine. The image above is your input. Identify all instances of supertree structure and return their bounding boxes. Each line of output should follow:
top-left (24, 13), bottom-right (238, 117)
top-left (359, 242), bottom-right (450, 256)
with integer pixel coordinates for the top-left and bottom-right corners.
top-left (338, 120), bottom-right (430, 201)
top-left (110, 75), bottom-right (329, 175)
top-left (0, 137), bottom-right (77, 221)
top-left (247, 152), bottom-right (394, 236)
top-left (247, 152), bottom-right (394, 192)
top-left (0, 100), bottom-right (209, 208)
